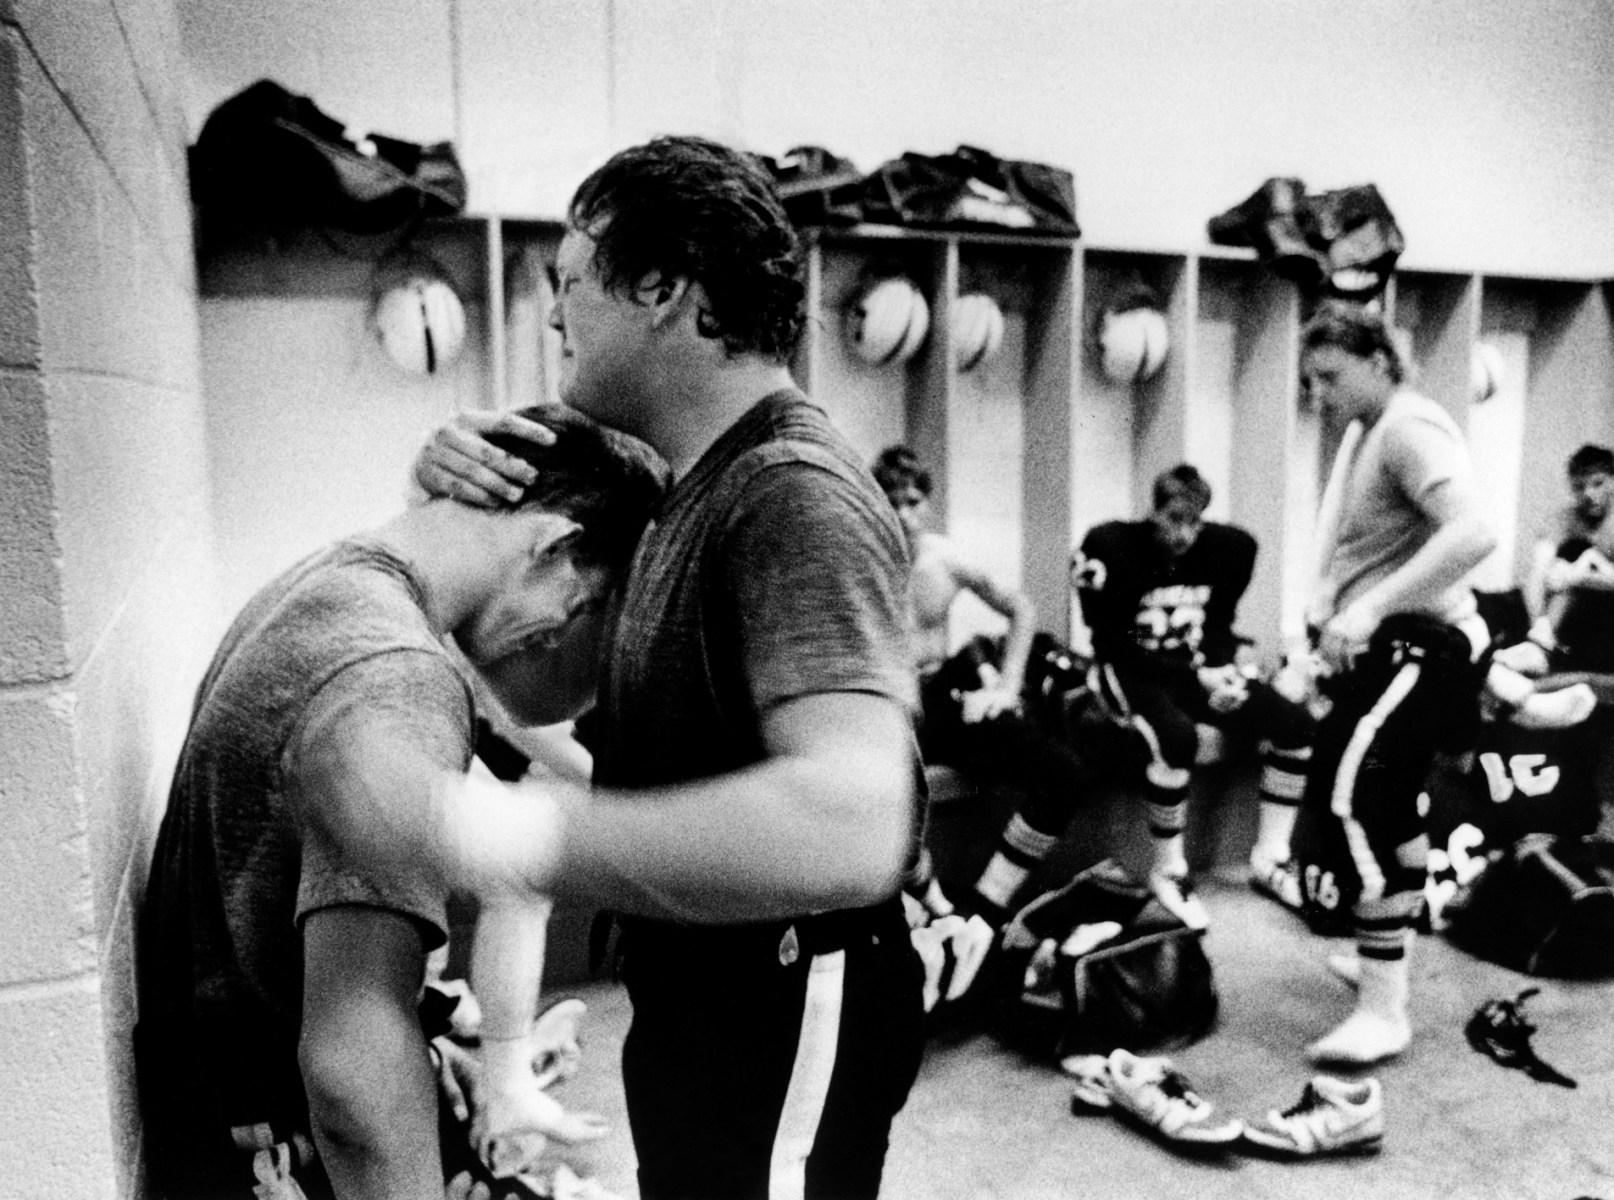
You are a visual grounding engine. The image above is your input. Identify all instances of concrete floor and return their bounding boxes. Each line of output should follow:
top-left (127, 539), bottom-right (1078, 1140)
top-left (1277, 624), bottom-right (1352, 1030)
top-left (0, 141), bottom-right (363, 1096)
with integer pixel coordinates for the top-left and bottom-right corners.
top-left (535, 868), bottom-right (1614, 1200)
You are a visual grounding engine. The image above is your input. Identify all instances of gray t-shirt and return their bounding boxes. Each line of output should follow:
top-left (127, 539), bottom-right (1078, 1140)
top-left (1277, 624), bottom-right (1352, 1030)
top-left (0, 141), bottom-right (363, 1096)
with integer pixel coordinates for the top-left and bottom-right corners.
top-left (592, 388), bottom-right (914, 803)
top-left (139, 537), bottom-right (471, 1125)
top-left (1322, 389), bottom-right (1480, 626)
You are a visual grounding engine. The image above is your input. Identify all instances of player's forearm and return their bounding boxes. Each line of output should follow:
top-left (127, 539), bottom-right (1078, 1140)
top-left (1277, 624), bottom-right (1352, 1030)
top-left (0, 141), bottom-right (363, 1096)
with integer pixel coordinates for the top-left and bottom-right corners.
top-left (556, 755), bottom-right (914, 923)
top-left (1524, 541), bottom-right (1557, 615)
top-left (300, 1006), bottom-right (442, 1200)
top-left (472, 898), bottom-right (552, 1039)
top-left (998, 595), bottom-right (1038, 695)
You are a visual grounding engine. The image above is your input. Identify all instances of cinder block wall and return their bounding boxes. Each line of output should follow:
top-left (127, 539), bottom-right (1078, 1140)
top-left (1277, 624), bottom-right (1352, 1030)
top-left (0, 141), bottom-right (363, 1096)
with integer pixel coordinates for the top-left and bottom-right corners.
top-left (0, 2), bottom-right (215, 1197)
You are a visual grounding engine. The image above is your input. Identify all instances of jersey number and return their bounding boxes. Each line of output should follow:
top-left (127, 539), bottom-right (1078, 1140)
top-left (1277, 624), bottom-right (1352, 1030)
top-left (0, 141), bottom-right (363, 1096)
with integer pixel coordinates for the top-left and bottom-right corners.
top-left (1477, 752), bottom-right (1560, 803)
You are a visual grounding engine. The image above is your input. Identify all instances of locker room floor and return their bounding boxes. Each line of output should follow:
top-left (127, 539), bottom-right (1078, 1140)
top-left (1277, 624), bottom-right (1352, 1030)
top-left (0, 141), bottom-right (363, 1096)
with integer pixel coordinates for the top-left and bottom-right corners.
top-left (540, 792), bottom-right (1614, 1200)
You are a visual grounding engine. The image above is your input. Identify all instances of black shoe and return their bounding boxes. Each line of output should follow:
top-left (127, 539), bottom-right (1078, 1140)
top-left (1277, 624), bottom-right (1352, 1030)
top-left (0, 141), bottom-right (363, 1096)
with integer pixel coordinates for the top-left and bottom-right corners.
top-left (1207, 177), bottom-right (1327, 289)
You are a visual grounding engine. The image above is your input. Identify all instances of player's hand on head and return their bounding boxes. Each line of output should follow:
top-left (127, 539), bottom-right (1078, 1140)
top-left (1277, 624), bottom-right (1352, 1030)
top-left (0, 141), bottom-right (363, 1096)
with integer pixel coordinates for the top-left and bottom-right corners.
top-left (415, 410), bottom-right (555, 508)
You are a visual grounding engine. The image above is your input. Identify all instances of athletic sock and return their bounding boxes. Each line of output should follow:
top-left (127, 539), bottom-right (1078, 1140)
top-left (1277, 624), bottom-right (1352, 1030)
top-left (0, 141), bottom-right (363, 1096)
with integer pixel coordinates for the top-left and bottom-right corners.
top-left (975, 812), bottom-right (1058, 911)
top-left (1145, 793), bottom-right (1190, 879)
top-left (1310, 922), bottom-right (1413, 1065)
top-left (1253, 741), bottom-right (1307, 863)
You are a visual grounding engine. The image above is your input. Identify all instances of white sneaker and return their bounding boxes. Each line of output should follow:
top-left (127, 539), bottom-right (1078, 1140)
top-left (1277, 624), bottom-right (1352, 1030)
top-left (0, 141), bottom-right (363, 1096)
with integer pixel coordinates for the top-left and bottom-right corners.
top-left (1148, 869), bottom-right (1210, 931)
top-left (1492, 639), bottom-right (1551, 678)
top-left (1242, 1076), bottom-right (1384, 1157)
top-left (1062, 1053), bottom-right (1115, 1112)
top-left (1248, 853), bottom-right (1304, 912)
top-left (1105, 1049), bottom-right (1243, 1145)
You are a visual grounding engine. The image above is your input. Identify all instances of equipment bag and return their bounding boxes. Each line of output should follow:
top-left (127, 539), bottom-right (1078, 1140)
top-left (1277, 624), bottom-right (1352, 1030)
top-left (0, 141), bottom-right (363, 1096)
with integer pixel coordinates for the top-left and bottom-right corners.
top-left (1444, 833), bottom-right (1614, 978)
top-left (762, 145), bottom-right (867, 227)
top-left (993, 859), bottom-right (1218, 1061)
top-left (190, 79), bottom-right (467, 244)
top-left (859, 145), bottom-right (1078, 237)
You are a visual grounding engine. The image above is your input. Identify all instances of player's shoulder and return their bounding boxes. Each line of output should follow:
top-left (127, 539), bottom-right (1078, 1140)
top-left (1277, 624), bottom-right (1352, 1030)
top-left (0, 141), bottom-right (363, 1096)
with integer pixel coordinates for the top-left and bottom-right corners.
top-left (1382, 389), bottom-right (1465, 447)
top-left (1081, 519), bottom-right (1142, 554)
top-left (1199, 522), bottom-right (1257, 556)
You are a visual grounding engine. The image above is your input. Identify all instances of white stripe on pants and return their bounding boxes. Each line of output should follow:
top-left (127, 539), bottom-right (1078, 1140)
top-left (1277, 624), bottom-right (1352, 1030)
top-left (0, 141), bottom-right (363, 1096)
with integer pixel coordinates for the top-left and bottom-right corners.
top-left (768, 949), bottom-right (846, 1200)
top-left (1330, 661), bottom-right (1422, 903)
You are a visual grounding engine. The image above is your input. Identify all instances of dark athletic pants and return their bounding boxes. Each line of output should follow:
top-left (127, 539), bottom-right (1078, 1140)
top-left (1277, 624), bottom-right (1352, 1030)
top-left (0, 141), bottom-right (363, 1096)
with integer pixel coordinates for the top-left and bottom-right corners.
top-left (1291, 614), bottom-right (1485, 948)
top-left (1095, 661), bottom-right (1317, 785)
top-left (619, 898), bottom-right (925, 1200)
top-left (917, 669), bottom-right (1096, 836)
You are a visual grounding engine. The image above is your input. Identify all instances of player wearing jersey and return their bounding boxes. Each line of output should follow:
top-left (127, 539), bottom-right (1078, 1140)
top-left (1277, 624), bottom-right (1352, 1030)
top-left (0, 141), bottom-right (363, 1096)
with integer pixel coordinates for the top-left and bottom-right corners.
top-left (1072, 465), bottom-right (1316, 929)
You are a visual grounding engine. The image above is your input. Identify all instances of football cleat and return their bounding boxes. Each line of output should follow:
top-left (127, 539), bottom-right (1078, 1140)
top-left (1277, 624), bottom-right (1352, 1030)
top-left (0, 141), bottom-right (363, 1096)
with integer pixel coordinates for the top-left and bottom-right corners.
top-left (1491, 639), bottom-right (1551, 678)
top-left (1104, 1050), bottom-right (1243, 1145)
top-left (1062, 1053), bottom-right (1115, 1112)
top-left (1248, 852), bottom-right (1304, 913)
top-left (1242, 1076), bottom-right (1384, 1157)
top-left (1148, 869), bottom-right (1210, 931)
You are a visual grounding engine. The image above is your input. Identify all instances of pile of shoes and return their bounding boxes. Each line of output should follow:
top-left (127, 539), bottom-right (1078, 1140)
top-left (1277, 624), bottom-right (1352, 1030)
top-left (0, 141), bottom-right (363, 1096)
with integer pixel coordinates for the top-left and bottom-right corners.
top-left (1206, 177), bottom-right (1404, 301)
top-left (1064, 1048), bottom-right (1385, 1158)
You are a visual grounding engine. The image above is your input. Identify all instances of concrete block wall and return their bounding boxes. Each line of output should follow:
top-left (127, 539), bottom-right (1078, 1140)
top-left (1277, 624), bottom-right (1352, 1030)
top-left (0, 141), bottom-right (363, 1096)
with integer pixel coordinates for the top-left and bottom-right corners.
top-left (0, 2), bottom-right (215, 1196)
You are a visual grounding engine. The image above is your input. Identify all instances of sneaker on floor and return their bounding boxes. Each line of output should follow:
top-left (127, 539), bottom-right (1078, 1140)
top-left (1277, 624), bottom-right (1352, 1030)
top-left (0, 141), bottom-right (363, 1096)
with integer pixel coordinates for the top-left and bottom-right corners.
top-left (1105, 1049), bottom-right (1243, 1145)
top-left (1148, 869), bottom-right (1210, 930)
top-left (1242, 1076), bottom-right (1384, 1157)
top-left (1491, 639), bottom-right (1551, 678)
top-left (1062, 1053), bottom-right (1115, 1112)
top-left (1248, 853), bottom-right (1304, 912)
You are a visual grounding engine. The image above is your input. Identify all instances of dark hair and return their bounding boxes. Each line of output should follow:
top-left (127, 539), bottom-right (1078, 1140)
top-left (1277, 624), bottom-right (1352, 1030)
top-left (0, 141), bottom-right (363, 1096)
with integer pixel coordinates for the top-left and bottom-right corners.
top-left (1567, 443), bottom-right (1614, 478)
top-left (568, 136), bottom-right (806, 362)
top-left (481, 404), bottom-right (667, 576)
top-left (1300, 299), bottom-right (1406, 384)
top-left (1152, 463), bottom-right (1211, 513)
top-left (871, 445), bottom-right (932, 498)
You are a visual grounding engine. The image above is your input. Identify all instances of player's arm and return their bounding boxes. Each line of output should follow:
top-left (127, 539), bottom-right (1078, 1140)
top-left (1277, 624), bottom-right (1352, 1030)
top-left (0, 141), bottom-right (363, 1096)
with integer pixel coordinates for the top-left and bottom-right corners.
top-left (1524, 538), bottom-right (1563, 617)
top-left (452, 689), bottom-right (915, 923)
top-left (300, 907), bottom-right (442, 1200)
top-left (1070, 529), bottom-right (1129, 664)
top-left (945, 547), bottom-right (1037, 699)
top-left (1567, 546), bottom-right (1614, 592)
top-left (1199, 529), bottom-right (1256, 667)
top-left (288, 659), bottom-right (468, 1200)
top-left (446, 466), bottom-right (917, 924)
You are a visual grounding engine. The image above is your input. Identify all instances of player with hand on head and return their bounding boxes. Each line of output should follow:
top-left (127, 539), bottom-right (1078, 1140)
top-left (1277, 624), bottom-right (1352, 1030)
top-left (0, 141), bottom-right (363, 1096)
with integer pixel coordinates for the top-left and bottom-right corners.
top-left (414, 135), bottom-right (926, 1200)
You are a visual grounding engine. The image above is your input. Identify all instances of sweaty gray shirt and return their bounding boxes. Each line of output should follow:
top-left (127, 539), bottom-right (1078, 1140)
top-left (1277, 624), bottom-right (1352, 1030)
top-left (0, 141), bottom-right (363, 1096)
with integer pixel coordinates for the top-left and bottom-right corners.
top-left (592, 389), bottom-right (914, 795)
top-left (139, 536), bottom-right (471, 1121)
